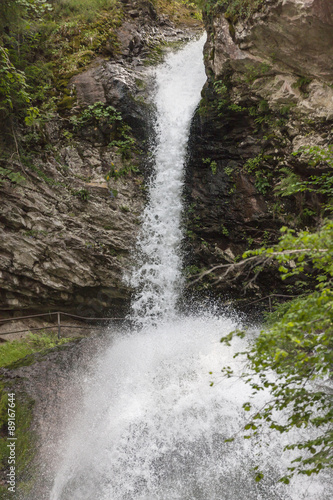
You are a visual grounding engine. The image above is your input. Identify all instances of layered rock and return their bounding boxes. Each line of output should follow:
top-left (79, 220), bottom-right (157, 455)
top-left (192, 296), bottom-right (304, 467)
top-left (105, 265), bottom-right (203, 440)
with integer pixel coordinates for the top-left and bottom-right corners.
top-left (0, 0), bottom-right (202, 322)
top-left (0, 53), bottom-right (150, 319)
top-left (0, 149), bottom-right (144, 318)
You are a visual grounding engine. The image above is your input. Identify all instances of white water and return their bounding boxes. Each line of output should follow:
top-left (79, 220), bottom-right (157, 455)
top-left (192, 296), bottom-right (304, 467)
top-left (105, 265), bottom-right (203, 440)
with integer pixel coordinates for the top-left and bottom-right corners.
top-left (48, 37), bottom-right (332, 500)
top-left (128, 36), bottom-right (207, 327)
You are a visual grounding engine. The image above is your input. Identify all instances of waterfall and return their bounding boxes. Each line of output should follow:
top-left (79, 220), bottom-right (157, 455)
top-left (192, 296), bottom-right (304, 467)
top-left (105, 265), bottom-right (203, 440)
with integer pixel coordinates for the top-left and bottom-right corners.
top-left (47, 37), bottom-right (333, 500)
top-left (128, 36), bottom-right (207, 327)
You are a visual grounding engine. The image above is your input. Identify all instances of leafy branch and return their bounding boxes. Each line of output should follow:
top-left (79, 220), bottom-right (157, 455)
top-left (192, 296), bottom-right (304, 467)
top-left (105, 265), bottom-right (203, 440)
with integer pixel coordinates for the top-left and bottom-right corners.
top-left (216, 220), bottom-right (333, 482)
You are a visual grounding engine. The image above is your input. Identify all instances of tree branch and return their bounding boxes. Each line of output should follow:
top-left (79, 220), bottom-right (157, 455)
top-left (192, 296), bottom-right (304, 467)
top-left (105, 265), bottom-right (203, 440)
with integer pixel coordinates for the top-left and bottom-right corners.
top-left (186, 248), bottom-right (328, 288)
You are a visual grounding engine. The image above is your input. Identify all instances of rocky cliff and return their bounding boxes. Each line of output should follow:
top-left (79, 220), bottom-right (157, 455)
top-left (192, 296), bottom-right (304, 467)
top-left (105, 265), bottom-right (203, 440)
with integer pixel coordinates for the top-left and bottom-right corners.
top-left (0, 0), bottom-right (202, 326)
top-left (185, 0), bottom-right (333, 303)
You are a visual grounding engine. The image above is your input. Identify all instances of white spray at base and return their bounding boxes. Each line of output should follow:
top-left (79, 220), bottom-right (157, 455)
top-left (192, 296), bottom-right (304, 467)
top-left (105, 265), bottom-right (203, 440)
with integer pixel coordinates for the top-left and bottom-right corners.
top-left (49, 316), bottom-right (332, 500)
top-left (49, 37), bottom-right (332, 500)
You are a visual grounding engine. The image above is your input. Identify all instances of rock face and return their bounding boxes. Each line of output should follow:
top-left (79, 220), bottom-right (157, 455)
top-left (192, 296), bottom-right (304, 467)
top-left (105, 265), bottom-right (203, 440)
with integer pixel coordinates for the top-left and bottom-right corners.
top-left (208, 0), bottom-right (333, 115)
top-left (185, 0), bottom-right (333, 300)
top-left (0, 337), bottom-right (107, 497)
top-left (233, 0), bottom-right (333, 83)
top-left (0, 151), bottom-right (144, 317)
top-left (0, 53), bottom-right (151, 318)
top-left (0, 0), bottom-right (202, 320)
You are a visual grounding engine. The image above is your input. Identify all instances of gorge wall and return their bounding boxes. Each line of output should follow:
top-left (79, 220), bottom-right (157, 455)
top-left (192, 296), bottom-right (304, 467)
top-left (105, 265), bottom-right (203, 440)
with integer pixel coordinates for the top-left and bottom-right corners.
top-left (185, 0), bottom-right (333, 303)
top-left (0, 0), bottom-right (201, 323)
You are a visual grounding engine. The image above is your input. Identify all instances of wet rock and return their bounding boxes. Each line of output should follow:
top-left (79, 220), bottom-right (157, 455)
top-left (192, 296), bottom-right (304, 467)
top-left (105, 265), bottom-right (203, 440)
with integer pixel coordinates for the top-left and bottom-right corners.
top-left (185, 0), bottom-right (333, 301)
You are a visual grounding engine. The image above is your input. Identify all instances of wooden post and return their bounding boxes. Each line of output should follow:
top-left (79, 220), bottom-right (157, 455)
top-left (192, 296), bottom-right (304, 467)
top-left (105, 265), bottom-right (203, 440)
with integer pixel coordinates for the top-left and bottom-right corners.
top-left (268, 296), bottom-right (272, 312)
top-left (57, 312), bottom-right (61, 339)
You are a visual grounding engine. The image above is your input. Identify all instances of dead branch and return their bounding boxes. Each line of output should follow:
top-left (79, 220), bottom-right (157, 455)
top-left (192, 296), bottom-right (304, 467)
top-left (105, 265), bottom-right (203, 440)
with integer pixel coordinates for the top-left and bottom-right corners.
top-left (187, 248), bottom-right (328, 288)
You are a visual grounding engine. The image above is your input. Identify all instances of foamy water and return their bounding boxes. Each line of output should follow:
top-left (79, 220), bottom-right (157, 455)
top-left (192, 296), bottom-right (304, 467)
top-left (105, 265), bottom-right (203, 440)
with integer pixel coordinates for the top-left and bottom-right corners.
top-left (128, 36), bottom-right (207, 327)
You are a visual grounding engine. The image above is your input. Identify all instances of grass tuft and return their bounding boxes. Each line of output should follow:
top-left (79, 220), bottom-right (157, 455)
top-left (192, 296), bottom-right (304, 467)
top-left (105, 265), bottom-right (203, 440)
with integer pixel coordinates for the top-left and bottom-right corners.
top-left (0, 332), bottom-right (74, 369)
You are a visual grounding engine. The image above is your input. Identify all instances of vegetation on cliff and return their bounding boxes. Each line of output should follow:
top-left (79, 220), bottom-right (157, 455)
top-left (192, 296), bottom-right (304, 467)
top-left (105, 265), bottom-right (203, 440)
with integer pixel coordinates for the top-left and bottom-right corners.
top-left (0, 386), bottom-right (35, 498)
top-left (193, 0), bottom-right (266, 19)
top-left (0, 0), bottom-right (199, 177)
top-left (217, 221), bottom-right (333, 482)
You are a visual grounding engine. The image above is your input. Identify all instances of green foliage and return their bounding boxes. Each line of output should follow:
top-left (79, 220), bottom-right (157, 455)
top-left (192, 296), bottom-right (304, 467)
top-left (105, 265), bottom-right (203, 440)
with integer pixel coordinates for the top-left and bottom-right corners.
top-left (52, 0), bottom-right (118, 22)
top-left (294, 145), bottom-right (333, 169)
top-left (274, 167), bottom-right (302, 197)
top-left (221, 224), bottom-right (229, 236)
top-left (109, 135), bottom-right (136, 160)
top-left (280, 103), bottom-right (296, 116)
top-left (213, 79), bottom-right (229, 113)
top-left (243, 153), bottom-right (273, 194)
top-left (243, 62), bottom-right (271, 84)
top-left (0, 1), bottom-right (57, 133)
top-left (72, 187), bottom-right (90, 201)
top-left (71, 102), bottom-right (137, 158)
top-left (184, 264), bottom-right (202, 277)
top-left (25, 158), bottom-right (64, 187)
top-left (254, 171), bottom-right (271, 194)
top-left (0, 383), bottom-right (7, 435)
top-left (24, 106), bottom-right (41, 127)
top-left (0, 0), bottom-right (122, 137)
top-left (227, 102), bottom-right (246, 113)
top-left (0, 166), bottom-right (25, 186)
top-left (202, 157), bottom-right (217, 174)
top-left (293, 76), bottom-right (312, 94)
top-left (0, 0), bottom-right (52, 30)
top-left (72, 102), bottom-right (138, 158)
top-left (224, 165), bottom-right (235, 177)
top-left (144, 42), bottom-right (165, 66)
top-left (0, 389), bottom-right (36, 497)
top-left (221, 221), bottom-right (333, 482)
top-left (109, 122), bottom-right (136, 160)
top-left (276, 146), bottom-right (333, 202)
top-left (0, 332), bottom-right (74, 369)
top-left (71, 102), bottom-right (122, 128)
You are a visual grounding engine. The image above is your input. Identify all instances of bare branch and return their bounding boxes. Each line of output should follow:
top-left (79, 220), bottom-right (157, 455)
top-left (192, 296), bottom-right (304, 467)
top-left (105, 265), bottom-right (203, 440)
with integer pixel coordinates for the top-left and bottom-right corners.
top-left (186, 248), bottom-right (328, 288)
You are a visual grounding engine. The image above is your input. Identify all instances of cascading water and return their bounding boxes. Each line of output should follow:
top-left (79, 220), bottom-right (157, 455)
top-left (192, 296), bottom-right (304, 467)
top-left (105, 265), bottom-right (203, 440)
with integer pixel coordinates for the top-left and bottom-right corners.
top-left (47, 37), bottom-right (332, 500)
top-left (128, 36), bottom-right (207, 327)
